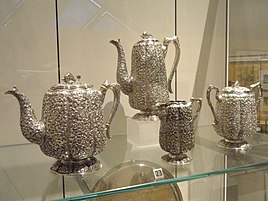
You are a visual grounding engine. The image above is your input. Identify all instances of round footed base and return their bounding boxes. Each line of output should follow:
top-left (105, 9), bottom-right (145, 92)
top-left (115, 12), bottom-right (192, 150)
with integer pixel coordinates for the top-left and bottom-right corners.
top-left (132, 112), bottom-right (159, 121)
top-left (161, 153), bottom-right (192, 165)
top-left (50, 157), bottom-right (102, 175)
top-left (218, 139), bottom-right (252, 151)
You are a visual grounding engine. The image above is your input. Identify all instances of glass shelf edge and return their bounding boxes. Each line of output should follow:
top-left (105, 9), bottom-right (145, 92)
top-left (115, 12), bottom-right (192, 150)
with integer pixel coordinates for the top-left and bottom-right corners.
top-left (53, 161), bottom-right (268, 201)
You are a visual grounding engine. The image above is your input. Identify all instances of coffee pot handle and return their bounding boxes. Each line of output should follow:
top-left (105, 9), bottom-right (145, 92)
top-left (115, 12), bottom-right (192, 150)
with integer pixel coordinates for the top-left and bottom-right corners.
top-left (100, 82), bottom-right (121, 139)
top-left (250, 82), bottom-right (262, 107)
top-left (207, 85), bottom-right (220, 124)
top-left (190, 98), bottom-right (202, 121)
top-left (163, 36), bottom-right (181, 93)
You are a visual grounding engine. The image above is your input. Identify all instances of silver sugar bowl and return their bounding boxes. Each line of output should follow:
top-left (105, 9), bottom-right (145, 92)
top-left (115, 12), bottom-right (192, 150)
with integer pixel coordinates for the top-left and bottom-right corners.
top-left (110, 32), bottom-right (180, 121)
top-left (158, 98), bottom-right (202, 165)
top-left (207, 81), bottom-right (262, 150)
top-left (6, 72), bottom-right (120, 175)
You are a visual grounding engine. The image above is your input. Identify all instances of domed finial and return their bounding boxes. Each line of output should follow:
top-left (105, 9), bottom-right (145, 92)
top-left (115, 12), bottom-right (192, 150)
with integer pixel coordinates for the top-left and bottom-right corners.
top-left (141, 32), bottom-right (153, 39)
top-left (62, 72), bottom-right (76, 84)
top-left (76, 75), bottom-right (81, 82)
top-left (233, 81), bottom-right (239, 87)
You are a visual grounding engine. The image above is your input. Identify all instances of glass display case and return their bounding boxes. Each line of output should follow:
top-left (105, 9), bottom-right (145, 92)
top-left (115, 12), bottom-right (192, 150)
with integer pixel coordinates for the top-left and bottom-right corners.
top-left (228, 0), bottom-right (268, 133)
top-left (1, 0), bottom-right (268, 200)
top-left (1, 126), bottom-right (268, 200)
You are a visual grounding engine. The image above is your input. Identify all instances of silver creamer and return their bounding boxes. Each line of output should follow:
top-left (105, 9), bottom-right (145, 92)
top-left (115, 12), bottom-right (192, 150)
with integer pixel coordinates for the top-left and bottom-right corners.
top-left (158, 98), bottom-right (202, 165)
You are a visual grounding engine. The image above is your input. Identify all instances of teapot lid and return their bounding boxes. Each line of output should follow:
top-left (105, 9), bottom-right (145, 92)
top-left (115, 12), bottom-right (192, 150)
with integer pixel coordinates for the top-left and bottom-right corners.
top-left (50, 72), bottom-right (93, 90)
top-left (137, 32), bottom-right (159, 44)
top-left (222, 81), bottom-right (250, 94)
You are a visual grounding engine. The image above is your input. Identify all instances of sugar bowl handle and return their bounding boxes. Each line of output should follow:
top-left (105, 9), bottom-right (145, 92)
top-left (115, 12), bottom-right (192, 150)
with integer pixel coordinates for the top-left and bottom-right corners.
top-left (207, 85), bottom-right (221, 124)
top-left (250, 82), bottom-right (262, 108)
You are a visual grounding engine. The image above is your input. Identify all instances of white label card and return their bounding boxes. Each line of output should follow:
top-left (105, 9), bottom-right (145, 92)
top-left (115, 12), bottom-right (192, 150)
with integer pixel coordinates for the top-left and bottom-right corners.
top-left (153, 168), bottom-right (164, 179)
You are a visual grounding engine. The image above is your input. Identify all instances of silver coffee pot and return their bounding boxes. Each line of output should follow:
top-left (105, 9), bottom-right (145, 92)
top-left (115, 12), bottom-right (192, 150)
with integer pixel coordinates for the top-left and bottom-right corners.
top-left (207, 81), bottom-right (262, 150)
top-left (110, 32), bottom-right (180, 120)
top-left (158, 98), bottom-right (202, 165)
top-left (6, 72), bottom-right (120, 175)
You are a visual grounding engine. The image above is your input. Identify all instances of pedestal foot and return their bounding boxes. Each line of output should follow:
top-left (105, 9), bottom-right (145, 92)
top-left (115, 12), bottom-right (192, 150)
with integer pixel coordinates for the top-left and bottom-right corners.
top-left (218, 139), bottom-right (252, 151)
top-left (50, 157), bottom-right (101, 175)
top-left (132, 111), bottom-right (159, 121)
top-left (161, 153), bottom-right (192, 165)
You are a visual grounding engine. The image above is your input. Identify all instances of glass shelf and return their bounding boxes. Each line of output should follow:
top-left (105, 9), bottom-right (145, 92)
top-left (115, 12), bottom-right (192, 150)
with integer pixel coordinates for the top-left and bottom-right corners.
top-left (1, 126), bottom-right (268, 201)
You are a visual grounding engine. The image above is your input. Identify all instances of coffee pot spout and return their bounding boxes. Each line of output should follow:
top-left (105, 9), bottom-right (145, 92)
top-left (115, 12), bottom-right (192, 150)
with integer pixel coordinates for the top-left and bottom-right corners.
top-left (110, 39), bottom-right (133, 95)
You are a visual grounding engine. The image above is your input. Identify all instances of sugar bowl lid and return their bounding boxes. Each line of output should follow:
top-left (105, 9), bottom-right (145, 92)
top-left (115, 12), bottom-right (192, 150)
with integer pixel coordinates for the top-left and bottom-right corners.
top-left (222, 81), bottom-right (250, 94)
top-left (50, 72), bottom-right (93, 91)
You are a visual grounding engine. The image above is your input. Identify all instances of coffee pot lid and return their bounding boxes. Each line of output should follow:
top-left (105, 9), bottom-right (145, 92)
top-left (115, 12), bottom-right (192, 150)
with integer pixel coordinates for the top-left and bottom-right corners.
top-left (136, 32), bottom-right (159, 44)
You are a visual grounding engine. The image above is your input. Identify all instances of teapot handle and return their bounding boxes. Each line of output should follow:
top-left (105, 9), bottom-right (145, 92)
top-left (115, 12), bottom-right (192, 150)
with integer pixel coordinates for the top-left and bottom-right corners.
top-left (250, 82), bottom-right (262, 107)
top-left (163, 36), bottom-right (181, 93)
top-left (206, 85), bottom-right (220, 124)
top-left (190, 98), bottom-right (202, 122)
top-left (100, 82), bottom-right (121, 139)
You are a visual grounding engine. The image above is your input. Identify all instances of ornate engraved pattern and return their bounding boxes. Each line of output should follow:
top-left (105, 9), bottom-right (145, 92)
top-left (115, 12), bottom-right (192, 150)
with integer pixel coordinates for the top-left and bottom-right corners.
top-left (207, 82), bottom-right (262, 150)
top-left (6, 73), bottom-right (120, 175)
top-left (158, 99), bottom-right (202, 165)
top-left (111, 32), bottom-right (180, 120)
top-left (129, 40), bottom-right (169, 112)
top-left (41, 87), bottom-right (107, 160)
top-left (214, 95), bottom-right (257, 141)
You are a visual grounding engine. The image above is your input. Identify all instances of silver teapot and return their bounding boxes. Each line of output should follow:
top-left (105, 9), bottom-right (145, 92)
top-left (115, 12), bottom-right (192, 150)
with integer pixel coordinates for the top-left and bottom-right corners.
top-left (6, 72), bottom-right (120, 175)
top-left (158, 98), bottom-right (202, 165)
top-left (110, 32), bottom-right (180, 121)
top-left (207, 81), bottom-right (262, 150)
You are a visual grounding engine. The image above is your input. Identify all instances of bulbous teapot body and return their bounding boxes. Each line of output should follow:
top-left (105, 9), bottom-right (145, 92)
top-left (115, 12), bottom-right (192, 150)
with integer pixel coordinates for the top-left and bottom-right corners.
top-left (158, 98), bottom-right (202, 165)
top-left (207, 82), bottom-right (262, 150)
top-left (6, 73), bottom-right (120, 175)
top-left (111, 32), bottom-right (180, 120)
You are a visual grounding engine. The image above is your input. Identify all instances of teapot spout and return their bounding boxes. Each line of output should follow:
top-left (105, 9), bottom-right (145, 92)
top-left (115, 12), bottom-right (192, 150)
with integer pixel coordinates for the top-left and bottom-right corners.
top-left (5, 86), bottom-right (45, 145)
top-left (110, 39), bottom-right (133, 95)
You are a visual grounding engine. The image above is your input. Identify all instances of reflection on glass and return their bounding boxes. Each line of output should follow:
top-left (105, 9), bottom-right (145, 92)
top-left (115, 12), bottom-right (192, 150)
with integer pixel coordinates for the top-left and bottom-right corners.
top-left (0, 0), bottom-right (25, 30)
top-left (228, 0), bottom-right (268, 133)
top-left (59, 0), bottom-right (133, 31)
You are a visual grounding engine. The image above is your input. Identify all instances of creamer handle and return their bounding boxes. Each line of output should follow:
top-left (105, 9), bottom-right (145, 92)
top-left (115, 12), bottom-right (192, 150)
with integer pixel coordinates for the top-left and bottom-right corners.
top-left (206, 85), bottom-right (220, 124)
top-left (190, 98), bottom-right (202, 122)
